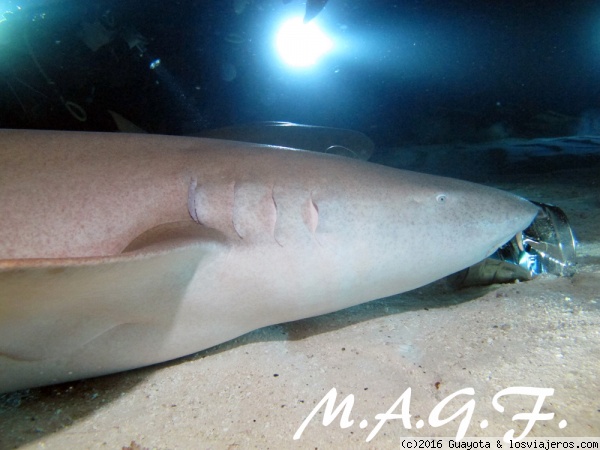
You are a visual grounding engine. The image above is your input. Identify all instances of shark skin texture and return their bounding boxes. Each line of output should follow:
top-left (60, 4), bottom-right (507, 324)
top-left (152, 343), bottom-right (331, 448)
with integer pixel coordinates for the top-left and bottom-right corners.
top-left (0, 129), bottom-right (539, 393)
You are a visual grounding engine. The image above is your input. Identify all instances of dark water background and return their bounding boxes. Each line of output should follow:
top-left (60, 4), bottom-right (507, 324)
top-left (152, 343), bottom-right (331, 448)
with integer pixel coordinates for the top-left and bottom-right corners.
top-left (0, 0), bottom-right (598, 146)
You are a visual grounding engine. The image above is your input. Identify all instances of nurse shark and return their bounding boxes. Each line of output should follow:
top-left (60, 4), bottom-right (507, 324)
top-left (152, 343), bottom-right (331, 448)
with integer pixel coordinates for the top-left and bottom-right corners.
top-left (0, 130), bottom-right (538, 393)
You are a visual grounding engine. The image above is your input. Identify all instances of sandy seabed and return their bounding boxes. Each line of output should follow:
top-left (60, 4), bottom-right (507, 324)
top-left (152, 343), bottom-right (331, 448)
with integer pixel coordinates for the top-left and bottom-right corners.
top-left (0, 155), bottom-right (598, 449)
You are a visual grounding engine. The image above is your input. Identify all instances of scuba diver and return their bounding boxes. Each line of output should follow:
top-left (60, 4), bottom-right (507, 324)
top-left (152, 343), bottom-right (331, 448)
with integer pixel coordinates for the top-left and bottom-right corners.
top-left (283, 0), bottom-right (329, 23)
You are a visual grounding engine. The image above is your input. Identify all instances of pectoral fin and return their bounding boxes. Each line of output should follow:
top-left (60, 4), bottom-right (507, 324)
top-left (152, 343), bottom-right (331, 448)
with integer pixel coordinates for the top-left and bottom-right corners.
top-left (0, 221), bottom-right (222, 362)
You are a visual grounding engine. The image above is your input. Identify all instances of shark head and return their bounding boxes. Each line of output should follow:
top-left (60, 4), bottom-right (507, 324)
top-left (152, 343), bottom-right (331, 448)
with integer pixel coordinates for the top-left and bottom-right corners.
top-left (273, 156), bottom-right (540, 310)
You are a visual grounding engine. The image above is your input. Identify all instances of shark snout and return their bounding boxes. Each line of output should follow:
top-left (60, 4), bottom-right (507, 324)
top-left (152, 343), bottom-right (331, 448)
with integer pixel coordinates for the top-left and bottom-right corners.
top-left (483, 194), bottom-right (540, 257)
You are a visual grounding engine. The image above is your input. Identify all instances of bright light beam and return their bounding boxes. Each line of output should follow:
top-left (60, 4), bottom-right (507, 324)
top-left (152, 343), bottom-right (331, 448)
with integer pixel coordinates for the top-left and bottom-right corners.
top-left (275, 17), bottom-right (333, 68)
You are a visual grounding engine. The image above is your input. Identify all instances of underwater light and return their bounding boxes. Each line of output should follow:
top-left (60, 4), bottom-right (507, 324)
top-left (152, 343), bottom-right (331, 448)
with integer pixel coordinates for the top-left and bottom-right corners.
top-left (275, 17), bottom-right (333, 67)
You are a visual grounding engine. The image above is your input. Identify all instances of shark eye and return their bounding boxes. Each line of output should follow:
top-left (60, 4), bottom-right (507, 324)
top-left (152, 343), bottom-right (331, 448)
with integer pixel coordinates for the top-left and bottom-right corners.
top-left (436, 194), bottom-right (447, 204)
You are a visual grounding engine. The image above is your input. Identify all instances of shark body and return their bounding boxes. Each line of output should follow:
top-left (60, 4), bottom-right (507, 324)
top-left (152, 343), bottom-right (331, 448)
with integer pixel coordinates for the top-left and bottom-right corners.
top-left (0, 130), bottom-right (538, 393)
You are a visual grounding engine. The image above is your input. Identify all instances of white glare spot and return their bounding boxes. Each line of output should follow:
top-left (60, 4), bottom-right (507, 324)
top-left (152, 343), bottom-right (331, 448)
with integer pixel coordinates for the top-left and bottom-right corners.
top-left (276, 17), bottom-right (333, 67)
top-left (149, 58), bottom-right (161, 70)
